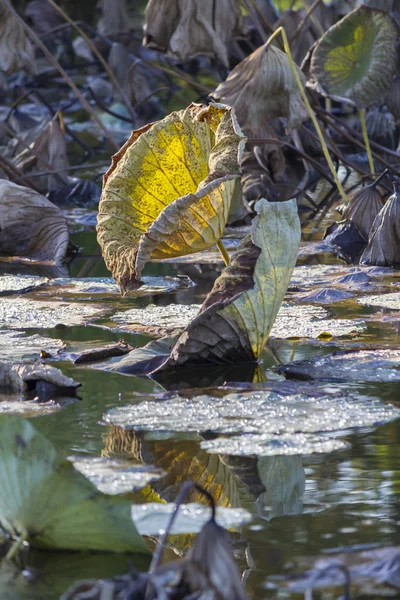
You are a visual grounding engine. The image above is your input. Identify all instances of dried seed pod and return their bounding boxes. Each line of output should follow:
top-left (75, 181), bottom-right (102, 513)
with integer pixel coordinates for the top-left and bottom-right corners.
top-left (342, 181), bottom-right (384, 240)
top-left (143, 0), bottom-right (244, 68)
top-left (361, 182), bottom-right (400, 267)
top-left (212, 43), bottom-right (309, 132)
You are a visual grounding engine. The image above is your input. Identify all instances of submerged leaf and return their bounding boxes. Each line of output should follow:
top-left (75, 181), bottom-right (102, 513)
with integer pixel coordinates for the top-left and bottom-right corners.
top-left (213, 43), bottom-right (309, 131)
top-left (143, 0), bottom-right (244, 68)
top-left (97, 103), bottom-right (245, 293)
top-left (0, 416), bottom-right (149, 553)
top-left (361, 183), bottom-right (400, 267)
top-left (309, 5), bottom-right (399, 106)
top-left (0, 181), bottom-right (69, 263)
top-left (151, 198), bottom-right (300, 371)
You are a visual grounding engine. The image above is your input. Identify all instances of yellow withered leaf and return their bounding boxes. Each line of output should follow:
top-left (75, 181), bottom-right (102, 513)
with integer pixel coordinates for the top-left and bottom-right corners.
top-left (97, 103), bottom-right (245, 294)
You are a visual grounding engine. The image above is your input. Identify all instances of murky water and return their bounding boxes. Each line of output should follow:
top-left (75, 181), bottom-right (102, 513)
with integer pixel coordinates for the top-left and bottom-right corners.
top-left (1, 217), bottom-right (400, 599)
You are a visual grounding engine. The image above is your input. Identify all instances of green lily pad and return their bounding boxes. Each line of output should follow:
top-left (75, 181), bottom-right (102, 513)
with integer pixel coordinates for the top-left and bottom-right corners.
top-left (310, 5), bottom-right (399, 106)
top-left (131, 502), bottom-right (252, 535)
top-left (104, 389), bottom-right (400, 435)
top-left (200, 433), bottom-right (349, 457)
top-left (70, 457), bottom-right (164, 495)
top-left (0, 275), bottom-right (48, 296)
top-left (0, 331), bottom-right (63, 361)
top-left (357, 292), bottom-right (400, 310)
top-left (0, 298), bottom-right (104, 329)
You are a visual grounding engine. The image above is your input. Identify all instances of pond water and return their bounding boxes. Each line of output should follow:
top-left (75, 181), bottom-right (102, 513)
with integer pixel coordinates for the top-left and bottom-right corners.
top-left (1, 216), bottom-right (400, 600)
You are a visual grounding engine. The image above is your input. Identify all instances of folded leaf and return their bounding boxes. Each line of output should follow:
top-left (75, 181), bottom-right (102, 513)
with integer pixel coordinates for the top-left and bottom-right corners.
top-left (342, 182), bottom-right (384, 240)
top-left (97, 103), bottom-right (245, 294)
top-left (361, 183), bottom-right (400, 267)
top-left (0, 416), bottom-right (149, 553)
top-left (0, 180), bottom-right (69, 263)
top-left (151, 198), bottom-right (301, 371)
top-left (212, 43), bottom-right (309, 132)
top-left (309, 5), bottom-right (399, 106)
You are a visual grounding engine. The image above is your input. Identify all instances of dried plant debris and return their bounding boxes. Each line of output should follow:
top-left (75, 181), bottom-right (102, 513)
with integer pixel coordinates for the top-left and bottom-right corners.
top-left (361, 182), bottom-right (400, 267)
top-left (342, 182), bottom-right (385, 240)
top-left (71, 342), bottom-right (133, 365)
top-left (143, 0), bottom-right (244, 67)
top-left (213, 43), bottom-right (309, 131)
top-left (148, 199), bottom-right (300, 371)
top-left (0, 181), bottom-right (69, 263)
top-left (97, 103), bottom-right (245, 293)
top-left (104, 389), bottom-right (400, 436)
top-left (0, 363), bottom-right (80, 399)
top-left (309, 5), bottom-right (400, 106)
top-left (276, 546), bottom-right (400, 595)
top-left (0, 3), bottom-right (36, 74)
top-left (279, 348), bottom-right (400, 382)
top-left (0, 416), bottom-right (149, 553)
top-left (62, 513), bottom-right (248, 599)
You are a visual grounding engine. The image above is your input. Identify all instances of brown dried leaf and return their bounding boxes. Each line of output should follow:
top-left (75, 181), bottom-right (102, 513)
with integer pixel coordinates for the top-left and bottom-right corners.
top-left (342, 182), bottom-right (384, 240)
top-left (361, 183), bottom-right (400, 267)
top-left (143, 0), bottom-right (244, 68)
top-left (212, 43), bottom-right (309, 131)
top-left (0, 3), bottom-right (36, 74)
top-left (0, 180), bottom-right (69, 262)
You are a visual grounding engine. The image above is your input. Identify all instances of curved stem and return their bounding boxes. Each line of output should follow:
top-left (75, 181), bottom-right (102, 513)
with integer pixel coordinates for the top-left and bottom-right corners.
top-left (216, 239), bottom-right (230, 265)
top-left (359, 108), bottom-right (375, 175)
top-left (265, 26), bottom-right (348, 203)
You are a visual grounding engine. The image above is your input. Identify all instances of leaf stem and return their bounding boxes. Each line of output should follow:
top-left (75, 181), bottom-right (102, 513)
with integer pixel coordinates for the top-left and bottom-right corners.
top-left (216, 239), bottom-right (230, 265)
top-left (265, 26), bottom-right (348, 203)
top-left (359, 108), bottom-right (375, 175)
top-left (6, 529), bottom-right (27, 561)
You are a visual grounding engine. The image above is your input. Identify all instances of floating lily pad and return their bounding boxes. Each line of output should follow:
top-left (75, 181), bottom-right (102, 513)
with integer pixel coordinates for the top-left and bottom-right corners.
top-left (280, 348), bottom-right (400, 382)
top-left (110, 304), bottom-right (200, 335)
top-left (0, 275), bottom-right (48, 296)
top-left (104, 390), bottom-right (400, 435)
top-left (39, 275), bottom-right (194, 299)
top-left (0, 331), bottom-right (63, 361)
top-left (71, 457), bottom-right (164, 495)
top-left (131, 502), bottom-right (252, 535)
top-left (0, 362), bottom-right (80, 399)
top-left (296, 288), bottom-right (354, 304)
top-left (0, 398), bottom-right (76, 417)
top-left (0, 298), bottom-right (104, 329)
top-left (270, 304), bottom-right (365, 339)
top-left (200, 433), bottom-right (349, 457)
top-left (358, 292), bottom-right (400, 310)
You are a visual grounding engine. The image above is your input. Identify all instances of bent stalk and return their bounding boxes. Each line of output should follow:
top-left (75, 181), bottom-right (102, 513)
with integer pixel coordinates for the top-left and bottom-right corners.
top-left (216, 239), bottom-right (230, 265)
top-left (265, 26), bottom-right (348, 203)
top-left (360, 108), bottom-right (375, 175)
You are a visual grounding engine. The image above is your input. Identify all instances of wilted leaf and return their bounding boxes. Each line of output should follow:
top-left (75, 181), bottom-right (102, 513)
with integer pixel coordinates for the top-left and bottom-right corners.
top-left (342, 181), bottom-right (384, 239)
top-left (97, 103), bottom-right (245, 294)
top-left (213, 43), bottom-right (309, 132)
top-left (0, 362), bottom-right (79, 398)
top-left (97, 0), bottom-right (130, 36)
top-left (309, 5), bottom-right (399, 106)
top-left (150, 198), bottom-right (300, 371)
top-left (0, 416), bottom-right (149, 553)
top-left (0, 3), bottom-right (36, 74)
top-left (14, 117), bottom-right (69, 192)
top-left (361, 183), bottom-right (400, 267)
top-left (0, 181), bottom-right (69, 263)
top-left (143, 0), bottom-right (244, 68)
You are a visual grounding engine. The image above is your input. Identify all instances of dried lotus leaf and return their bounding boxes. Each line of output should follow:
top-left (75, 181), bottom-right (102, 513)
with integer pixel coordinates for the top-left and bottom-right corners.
top-left (143, 0), bottom-right (244, 68)
top-left (0, 3), bottom-right (36, 75)
top-left (310, 5), bottom-right (399, 107)
top-left (361, 184), bottom-right (400, 267)
top-left (0, 180), bottom-right (68, 263)
top-left (152, 198), bottom-right (301, 371)
top-left (212, 44), bottom-right (309, 131)
top-left (97, 103), bottom-right (245, 294)
top-left (342, 182), bottom-right (384, 240)
top-left (385, 75), bottom-right (400, 122)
